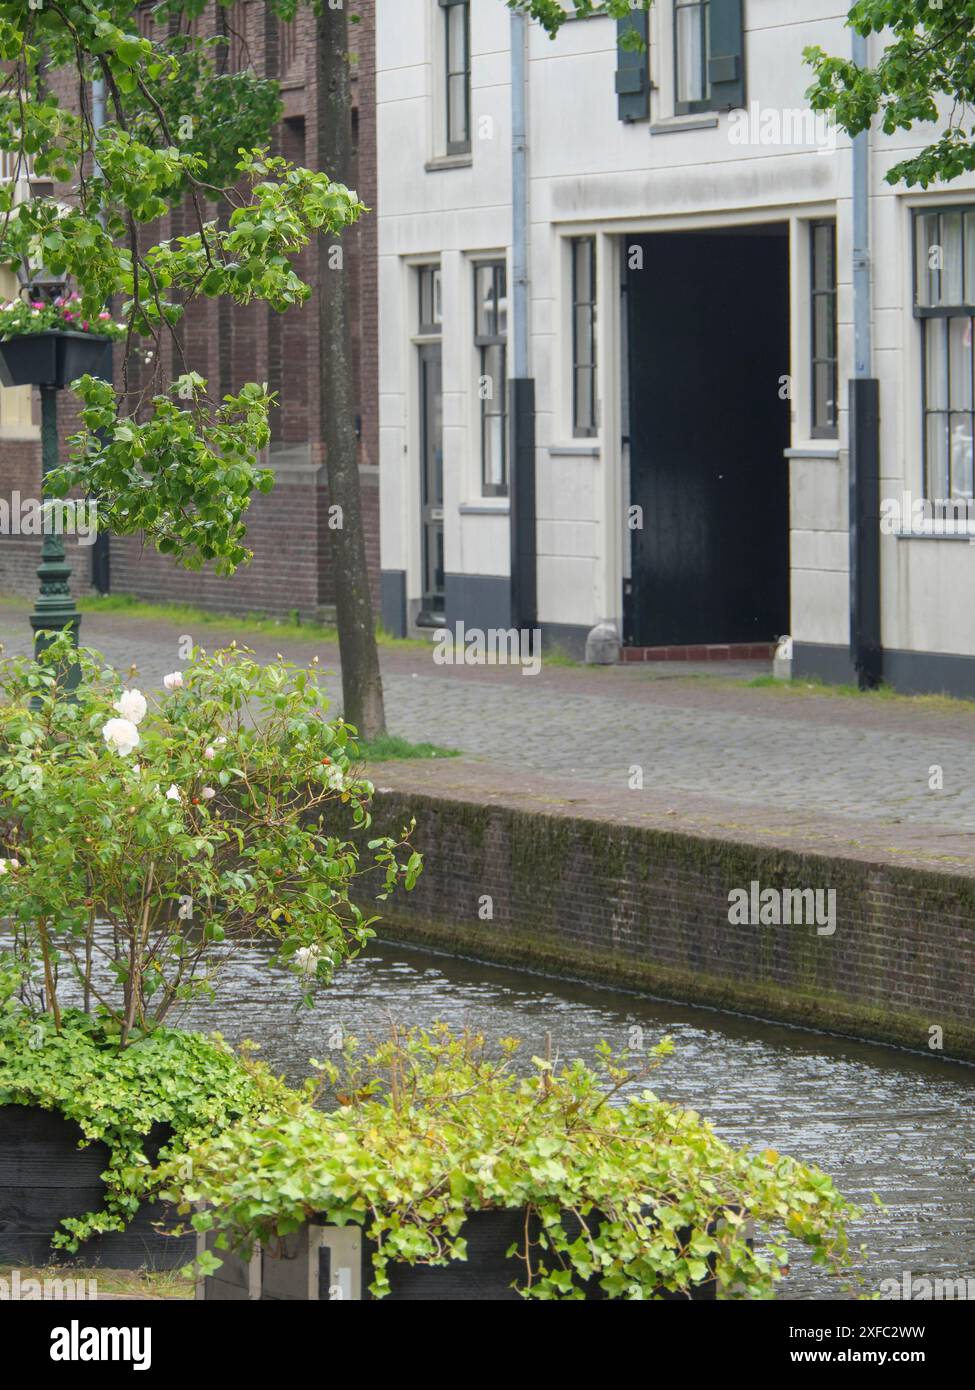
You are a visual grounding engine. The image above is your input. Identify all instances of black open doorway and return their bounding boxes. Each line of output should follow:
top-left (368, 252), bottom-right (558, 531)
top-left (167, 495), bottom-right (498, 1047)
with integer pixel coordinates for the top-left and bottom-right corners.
top-left (623, 226), bottom-right (791, 648)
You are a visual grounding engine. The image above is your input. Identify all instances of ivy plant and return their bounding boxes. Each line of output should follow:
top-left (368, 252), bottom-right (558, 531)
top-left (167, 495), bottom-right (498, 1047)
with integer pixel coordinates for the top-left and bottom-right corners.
top-left (0, 994), bottom-right (292, 1251)
top-left (165, 1026), bottom-right (864, 1301)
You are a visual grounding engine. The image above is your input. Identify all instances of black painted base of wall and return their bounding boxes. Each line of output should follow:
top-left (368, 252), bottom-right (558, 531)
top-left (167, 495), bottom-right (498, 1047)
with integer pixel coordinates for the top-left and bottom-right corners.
top-left (540, 622), bottom-right (590, 662)
top-left (380, 570), bottom-right (407, 639)
top-left (794, 641), bottom-right (975, 700)
top-left (0, 1106), bottom-right (194, 1270)
top-left (445, 573), bottom-right (512, 634)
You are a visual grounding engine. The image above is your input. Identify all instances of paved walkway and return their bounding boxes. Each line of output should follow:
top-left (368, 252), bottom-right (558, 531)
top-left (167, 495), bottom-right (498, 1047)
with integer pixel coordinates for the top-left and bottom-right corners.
top-left (3, 599), bottom-right (975, 874)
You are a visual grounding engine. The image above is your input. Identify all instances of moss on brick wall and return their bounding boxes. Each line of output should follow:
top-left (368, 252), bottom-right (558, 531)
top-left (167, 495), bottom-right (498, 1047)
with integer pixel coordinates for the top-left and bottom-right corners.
top-left (363, 791), bottom-right (975, 1062)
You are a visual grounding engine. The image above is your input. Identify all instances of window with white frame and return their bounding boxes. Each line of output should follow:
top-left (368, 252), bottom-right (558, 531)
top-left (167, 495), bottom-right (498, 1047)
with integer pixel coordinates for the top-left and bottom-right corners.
top-left (474, 261), bottom-right (507, 496)
top-left (571, 237), bottom-right (597, 437)
top-left (914, 207), bottom-right (975, 500)
top-left (440, 0), bottom-right (471, 155)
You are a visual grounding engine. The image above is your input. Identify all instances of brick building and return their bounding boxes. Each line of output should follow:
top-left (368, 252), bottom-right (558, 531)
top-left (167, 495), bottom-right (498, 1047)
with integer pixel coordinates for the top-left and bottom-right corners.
top-left (0, 0), bottom-right (379, 623)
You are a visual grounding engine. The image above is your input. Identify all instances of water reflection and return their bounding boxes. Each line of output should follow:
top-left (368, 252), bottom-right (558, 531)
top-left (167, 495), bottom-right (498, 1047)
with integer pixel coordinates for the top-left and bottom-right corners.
top-left (176, 937), bottom-right (975, 1302)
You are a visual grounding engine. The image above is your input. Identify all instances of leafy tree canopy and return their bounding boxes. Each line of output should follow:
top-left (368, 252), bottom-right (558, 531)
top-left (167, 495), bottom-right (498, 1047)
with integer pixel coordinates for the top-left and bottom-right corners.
top-left (806, 1), bottom-right (975, 187)
top-left (506, 0), bottom-right (652, 44)
top-left (0, 1), bottom-right (360, 571)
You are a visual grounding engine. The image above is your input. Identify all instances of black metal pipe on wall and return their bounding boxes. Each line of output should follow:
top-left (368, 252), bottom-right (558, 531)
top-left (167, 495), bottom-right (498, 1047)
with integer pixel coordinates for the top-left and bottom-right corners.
top-left (849, 376), bottom-right (882, 689)
top-left (509, 377), bottom-right (536, 635)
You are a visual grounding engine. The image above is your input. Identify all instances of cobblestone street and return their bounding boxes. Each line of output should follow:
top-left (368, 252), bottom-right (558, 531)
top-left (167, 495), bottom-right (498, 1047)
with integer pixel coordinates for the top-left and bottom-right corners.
top-left (3, 599), bottom-right (974, 872)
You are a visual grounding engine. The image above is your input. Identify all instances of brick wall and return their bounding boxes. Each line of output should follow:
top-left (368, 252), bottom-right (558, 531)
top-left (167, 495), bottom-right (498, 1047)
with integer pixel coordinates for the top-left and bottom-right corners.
top-left (366, 791), bottom-right (975, 1062)
top-left (0, 0), bottom-right (380, 622)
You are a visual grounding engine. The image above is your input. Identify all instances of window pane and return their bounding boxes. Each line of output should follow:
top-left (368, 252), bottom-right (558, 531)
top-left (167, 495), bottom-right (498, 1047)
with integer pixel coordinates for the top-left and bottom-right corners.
top-left (574, 239), bottom-right (593, 304)
top-left (447, 3), bottom-right (467, 73)
top-left (813, 362), bottom-right (834, 432)
top-left (813, 223), bottom-right (833, 291)
top-left (813, 293), bottom-right (832, 359)
top-left (950, 413), bottom-right (974, 497)
top-left (676, 4), bottom-right (707, 105)
top-left (575, 305), bottom-right (593, 368)
top-left (448, 74), bottom-right (468, 145)
top-left (949, 315), bottom-right (973, 411)
top-left (575, 367), bottom-right (595, 432)
top-left (942, 211), bottom-right (964, 306)
top-left (916, 213), bottom-right (940, 308)
top-left (476, 265), bottom-right (495, 337)
top-left (484, 343), bottom-right (505, 405)
top-left (966, 213), bottom-right (975, 303)
top-left (495, 267), bottom-right (507, 337)
top-left (926, 411), bottom-right (949, 499)
top-left (926, 318), bottom-right (949, 411)
top-left (485, 415), bottom-right (504, 487)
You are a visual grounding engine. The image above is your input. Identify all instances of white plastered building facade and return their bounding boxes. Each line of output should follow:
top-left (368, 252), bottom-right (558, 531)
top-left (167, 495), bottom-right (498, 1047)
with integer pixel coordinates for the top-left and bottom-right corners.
top-left (377, 0), bottom-right (975, 694)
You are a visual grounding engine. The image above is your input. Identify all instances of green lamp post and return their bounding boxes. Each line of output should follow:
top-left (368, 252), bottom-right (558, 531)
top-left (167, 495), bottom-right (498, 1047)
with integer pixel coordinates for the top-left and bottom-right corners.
top-left (0, 265), bottom-right (111, 667)
top-left (30, 376), bottom-right (81, 662)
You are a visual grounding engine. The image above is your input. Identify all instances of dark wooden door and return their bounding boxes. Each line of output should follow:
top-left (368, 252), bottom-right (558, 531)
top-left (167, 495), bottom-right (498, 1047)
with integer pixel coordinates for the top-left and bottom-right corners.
top-left (624, 230), bottom-right (791, 647)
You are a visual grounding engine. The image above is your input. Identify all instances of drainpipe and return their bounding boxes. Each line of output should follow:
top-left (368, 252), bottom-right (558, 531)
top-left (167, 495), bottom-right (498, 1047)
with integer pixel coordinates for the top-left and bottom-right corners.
top-left (509, 11), bottom-right (536, 637)
top-left (848, 27), bottom-right (881, 688)
top-left (90, 76), bottom-right (111, 595)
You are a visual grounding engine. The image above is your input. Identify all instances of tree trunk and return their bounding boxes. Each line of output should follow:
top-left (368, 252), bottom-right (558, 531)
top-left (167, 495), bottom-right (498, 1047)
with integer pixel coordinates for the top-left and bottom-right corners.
top-left (316, 5), bottom-right (386, 740)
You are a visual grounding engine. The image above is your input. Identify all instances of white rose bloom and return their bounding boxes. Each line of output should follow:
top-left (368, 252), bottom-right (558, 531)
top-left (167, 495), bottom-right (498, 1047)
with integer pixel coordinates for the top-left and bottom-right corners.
top-left (201, 786), bottom-right (216, 800)
top-left (102, 718), bottom-right (140, 757)
top-left (294, 945), bottom-right (321, 978)
top-left (0, 858), bottom-right (19, 875)
top-left (165, 784), bottom-right (181, 801)
top-left (163, 671), bottom-right (184, 691)
top-left (113, 688), bottom-right (147, 725)
top-left (204, 746), bottom-right (216, 760)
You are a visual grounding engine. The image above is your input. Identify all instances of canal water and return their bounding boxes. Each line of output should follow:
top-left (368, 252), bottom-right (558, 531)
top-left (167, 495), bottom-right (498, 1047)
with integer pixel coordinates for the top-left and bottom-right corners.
top-left (177, 936), bottom-right (975, 1302)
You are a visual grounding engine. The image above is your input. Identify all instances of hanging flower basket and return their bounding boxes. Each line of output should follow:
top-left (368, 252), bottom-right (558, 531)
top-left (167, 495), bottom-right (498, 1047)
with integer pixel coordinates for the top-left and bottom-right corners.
top-left (0, 330), bottom-right (113, 390)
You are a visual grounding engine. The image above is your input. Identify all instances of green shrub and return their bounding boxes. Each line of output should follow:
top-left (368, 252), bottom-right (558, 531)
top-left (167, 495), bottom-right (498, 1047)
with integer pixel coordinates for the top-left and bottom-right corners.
top-left (166, 1026), bottom-right (862, 1300)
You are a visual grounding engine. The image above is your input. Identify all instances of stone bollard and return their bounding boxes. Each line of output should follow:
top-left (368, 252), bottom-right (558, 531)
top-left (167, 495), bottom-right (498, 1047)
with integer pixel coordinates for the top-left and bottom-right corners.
top-left (585, 621), bottom-right (620, 666)
top-left (773, 635), bottom-right (793, 682)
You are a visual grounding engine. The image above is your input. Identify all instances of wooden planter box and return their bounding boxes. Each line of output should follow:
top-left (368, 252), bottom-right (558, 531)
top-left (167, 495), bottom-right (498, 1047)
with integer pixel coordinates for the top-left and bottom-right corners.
top-left (200, 1209), bottom-right (720, 1302)
top-left (0, 331), bottom-right (112, 389)
top-left (0, 1105), bottom-right (194, 1271)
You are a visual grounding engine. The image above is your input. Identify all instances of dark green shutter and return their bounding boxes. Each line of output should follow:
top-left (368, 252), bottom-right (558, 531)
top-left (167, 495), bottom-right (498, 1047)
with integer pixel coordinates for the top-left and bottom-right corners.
top-left (615, 13), bottom-right (650, 123)
top-left (708, 0), bottom-right (745, 110)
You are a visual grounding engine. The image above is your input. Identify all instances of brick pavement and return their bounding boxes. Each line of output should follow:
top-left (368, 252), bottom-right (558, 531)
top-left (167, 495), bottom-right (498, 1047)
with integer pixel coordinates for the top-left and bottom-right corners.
top-left (2, 598), bottom-right (974, 874)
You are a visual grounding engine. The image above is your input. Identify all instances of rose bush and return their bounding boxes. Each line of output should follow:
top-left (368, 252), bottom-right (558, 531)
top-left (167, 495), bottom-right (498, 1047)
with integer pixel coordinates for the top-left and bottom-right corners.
top-left (0, 633), bottom-right (421, 1043)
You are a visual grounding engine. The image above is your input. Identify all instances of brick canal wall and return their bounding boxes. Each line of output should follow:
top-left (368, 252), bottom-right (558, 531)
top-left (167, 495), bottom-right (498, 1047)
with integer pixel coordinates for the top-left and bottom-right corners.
top-left (369, 791), bottom-right (975, 1062)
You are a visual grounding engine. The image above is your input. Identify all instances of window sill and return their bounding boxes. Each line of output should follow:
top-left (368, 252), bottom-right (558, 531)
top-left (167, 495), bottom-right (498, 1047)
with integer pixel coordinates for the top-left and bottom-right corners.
top-left (893, 526), bottom-right (975, 541)
top-left (459, 500), bottom-right (510, 515)
top-left (784, 443), bottom-right (841, 460)
top-left (425, 154), bottom-right (473, 173)
top-left (548, 443), bottom-right (600, 458)
top-left (650, 114), bottom-right (720, 136)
